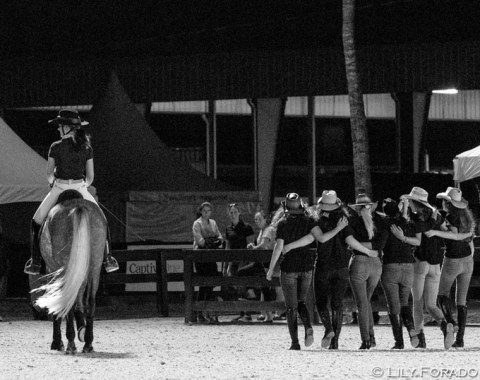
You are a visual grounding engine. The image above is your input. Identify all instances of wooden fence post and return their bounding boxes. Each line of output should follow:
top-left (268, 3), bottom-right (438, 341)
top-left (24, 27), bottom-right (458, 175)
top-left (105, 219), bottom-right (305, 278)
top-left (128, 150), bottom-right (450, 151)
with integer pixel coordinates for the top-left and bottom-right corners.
top-left (183, 252), bottom-right (194, 323)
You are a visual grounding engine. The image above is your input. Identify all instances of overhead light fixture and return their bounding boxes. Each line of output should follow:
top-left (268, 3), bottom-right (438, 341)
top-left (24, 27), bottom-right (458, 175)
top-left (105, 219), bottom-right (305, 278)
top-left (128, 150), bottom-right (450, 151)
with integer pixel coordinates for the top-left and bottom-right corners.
top-left (432, 88), bottom-right (458, 94)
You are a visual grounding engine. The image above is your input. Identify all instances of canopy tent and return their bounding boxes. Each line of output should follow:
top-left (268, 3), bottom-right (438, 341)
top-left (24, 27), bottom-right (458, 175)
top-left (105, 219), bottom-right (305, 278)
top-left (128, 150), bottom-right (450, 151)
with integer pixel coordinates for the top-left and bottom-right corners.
top-left (0, 117), bottom-right (50, 203)
top-left (453, 145), bottom-right (480, 183)
top-left (87, 72), bottom-right (260, 244)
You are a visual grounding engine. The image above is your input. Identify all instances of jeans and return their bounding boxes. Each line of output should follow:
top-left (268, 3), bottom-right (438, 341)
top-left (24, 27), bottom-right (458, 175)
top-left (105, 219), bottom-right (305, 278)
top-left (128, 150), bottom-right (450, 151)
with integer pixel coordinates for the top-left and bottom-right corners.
top-left (349, 255), bottom-right (382, 341)
top-left (280, 271), bottom-right (313, 309)
top-left (438, 256), bottom-right (474, 306)
top-left (412, 260), bottom-right (444, 332)
top-left (381, 263), bottom-right (414, 315)
top-left (315, 267), bottom-right (350, 313)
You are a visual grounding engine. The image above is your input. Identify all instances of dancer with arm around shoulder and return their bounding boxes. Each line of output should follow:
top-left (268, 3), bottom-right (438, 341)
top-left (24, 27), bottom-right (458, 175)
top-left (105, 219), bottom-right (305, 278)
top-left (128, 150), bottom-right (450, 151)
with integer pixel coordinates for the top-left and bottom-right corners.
top-left (266, 193), bottom-right (317, 350)
top-left (424, 187), bottom-right (475, 349)
top-left (379, 197), bottom-right (421, 349)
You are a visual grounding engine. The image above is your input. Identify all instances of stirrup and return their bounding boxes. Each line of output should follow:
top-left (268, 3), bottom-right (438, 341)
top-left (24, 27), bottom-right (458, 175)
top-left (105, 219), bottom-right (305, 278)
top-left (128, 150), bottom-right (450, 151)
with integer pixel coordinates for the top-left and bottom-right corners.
top-left (24, 259), bottom-right (41, 275)
top-left (104, 257), bottom-right (119, 273)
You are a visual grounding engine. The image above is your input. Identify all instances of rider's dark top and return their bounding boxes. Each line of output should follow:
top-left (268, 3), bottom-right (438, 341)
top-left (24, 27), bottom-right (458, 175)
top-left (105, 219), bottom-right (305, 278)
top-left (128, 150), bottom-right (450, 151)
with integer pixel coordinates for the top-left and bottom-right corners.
top-left (48, 137), bottom-right (93, 180)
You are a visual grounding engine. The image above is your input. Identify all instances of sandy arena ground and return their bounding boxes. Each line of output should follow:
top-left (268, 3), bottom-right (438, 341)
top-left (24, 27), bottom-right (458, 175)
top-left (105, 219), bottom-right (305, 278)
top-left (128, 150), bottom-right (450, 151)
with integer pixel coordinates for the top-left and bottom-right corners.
top-left (1, 317), bottom-right (480, 380)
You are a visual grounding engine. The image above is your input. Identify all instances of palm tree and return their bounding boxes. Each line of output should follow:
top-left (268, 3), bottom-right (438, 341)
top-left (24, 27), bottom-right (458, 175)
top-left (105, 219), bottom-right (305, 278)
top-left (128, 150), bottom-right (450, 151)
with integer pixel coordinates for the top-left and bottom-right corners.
top-left (342, 0), bottom-right (372, 196)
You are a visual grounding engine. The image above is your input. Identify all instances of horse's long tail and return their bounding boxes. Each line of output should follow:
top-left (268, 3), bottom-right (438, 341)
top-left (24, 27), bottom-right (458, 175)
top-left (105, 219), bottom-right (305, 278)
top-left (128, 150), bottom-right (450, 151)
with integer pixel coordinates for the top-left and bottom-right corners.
top-left (35, 206), bottom-right (91, 318)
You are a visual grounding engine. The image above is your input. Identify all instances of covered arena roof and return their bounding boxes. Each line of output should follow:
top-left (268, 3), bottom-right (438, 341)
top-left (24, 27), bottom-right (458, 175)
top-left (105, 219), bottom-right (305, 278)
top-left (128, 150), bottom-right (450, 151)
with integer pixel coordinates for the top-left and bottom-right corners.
top-left (1, 0), bottom-right (479, 106)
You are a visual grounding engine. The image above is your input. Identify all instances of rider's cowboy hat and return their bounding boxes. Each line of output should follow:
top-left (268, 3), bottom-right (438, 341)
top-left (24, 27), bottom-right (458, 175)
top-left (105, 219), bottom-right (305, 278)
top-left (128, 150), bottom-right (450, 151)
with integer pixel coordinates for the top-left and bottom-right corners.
top-left (436, 187), bottom-right (468, 209)
top-left (282, 193), bottom-right (305, 214)
top-left (402, 187), bottom-right (434, 210)
top-left (48, 110), bottom-right (89, 127)
top-left (317, 190), bottom-right (342, 211)
top-left (348, 193), bottom-right (378, 212)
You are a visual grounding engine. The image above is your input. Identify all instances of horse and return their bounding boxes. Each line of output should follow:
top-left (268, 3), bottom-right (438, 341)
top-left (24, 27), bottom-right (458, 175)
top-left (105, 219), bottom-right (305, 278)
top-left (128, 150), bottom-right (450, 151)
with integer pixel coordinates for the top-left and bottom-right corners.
top-left (32, 191), bottom-right (107, 354)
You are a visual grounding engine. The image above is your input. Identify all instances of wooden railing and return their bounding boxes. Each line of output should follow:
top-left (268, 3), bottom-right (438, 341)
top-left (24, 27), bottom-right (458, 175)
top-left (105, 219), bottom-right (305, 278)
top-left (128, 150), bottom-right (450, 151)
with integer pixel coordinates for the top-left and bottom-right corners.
top-left (183, 249), bottom-right (283, 324)
top-left (101, 249), bottom-right (186, 317)
top-left (100, 246), bottom-right (480, 322)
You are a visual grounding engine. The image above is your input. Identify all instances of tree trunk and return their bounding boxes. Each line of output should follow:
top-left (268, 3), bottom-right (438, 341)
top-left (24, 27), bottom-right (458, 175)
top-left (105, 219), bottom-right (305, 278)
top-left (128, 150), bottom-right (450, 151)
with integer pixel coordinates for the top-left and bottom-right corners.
top-left (342, 0), bottom-right (372, 196)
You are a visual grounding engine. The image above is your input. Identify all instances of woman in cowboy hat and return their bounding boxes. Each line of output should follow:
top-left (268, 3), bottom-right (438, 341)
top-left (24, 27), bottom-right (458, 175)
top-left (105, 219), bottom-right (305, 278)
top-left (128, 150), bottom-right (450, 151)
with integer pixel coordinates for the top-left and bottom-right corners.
top-left (266, 193), bottom-right (318, 350)
top-left (424, 187), bottom-right (475, 348)
top-left (402, 186), bottom-right (470, 349)
top-left (379, 197), bottom-right (421, 349)
top-left (282, 190), bottom-right (378, 349)
top-left (24, 110), bottom-right (119, 275)
top-left (347, 193), bottom-right (388, 349)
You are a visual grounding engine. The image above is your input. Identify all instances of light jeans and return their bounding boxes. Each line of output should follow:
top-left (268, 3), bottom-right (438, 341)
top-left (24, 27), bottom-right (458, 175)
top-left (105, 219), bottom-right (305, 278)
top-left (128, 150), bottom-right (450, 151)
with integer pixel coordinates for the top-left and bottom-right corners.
top-left (438, 255), bottom-right (474, 306)
top-left (412, 259), bottom-right (444, 332)
top-left (381, 263), bottom-right (414, 315)
top-left (33, 180), bottom-right (98, 224)
top-left (349, 255), bottom-right (382, 341)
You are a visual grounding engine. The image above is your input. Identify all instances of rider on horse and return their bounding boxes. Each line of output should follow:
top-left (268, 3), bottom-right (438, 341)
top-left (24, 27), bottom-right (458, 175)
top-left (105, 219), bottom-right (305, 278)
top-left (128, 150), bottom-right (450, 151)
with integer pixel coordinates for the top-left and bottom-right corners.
top-left (24, 109), bottom-right (119, 275)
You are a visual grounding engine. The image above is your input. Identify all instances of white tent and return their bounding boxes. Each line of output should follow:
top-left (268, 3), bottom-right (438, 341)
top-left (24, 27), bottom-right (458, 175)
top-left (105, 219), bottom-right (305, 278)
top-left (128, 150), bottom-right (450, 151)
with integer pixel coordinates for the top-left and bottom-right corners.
top-left (0, 117), bottom-right (50, 203)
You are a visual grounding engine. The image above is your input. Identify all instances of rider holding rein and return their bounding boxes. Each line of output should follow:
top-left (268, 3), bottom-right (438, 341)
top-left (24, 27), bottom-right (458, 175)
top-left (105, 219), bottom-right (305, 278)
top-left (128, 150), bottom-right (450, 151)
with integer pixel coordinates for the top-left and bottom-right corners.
top-left (24, 110), bottom-right (119, 275)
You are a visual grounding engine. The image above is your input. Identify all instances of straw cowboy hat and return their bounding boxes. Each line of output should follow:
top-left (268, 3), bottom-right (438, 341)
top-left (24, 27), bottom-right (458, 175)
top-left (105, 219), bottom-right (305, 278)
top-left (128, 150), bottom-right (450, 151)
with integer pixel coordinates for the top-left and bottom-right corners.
top-left (48, 109), bottom-right (89, 127)
top-left (282, 192), bottom-right (305, 214)
top-left (436, 187), bottom-right (468, 209)
top-left (317, 190), bottom-right (342, 211)
top-left (348, 193), bottom-right (378, 212)
top-left (403, 187), bottom-right (435, 210)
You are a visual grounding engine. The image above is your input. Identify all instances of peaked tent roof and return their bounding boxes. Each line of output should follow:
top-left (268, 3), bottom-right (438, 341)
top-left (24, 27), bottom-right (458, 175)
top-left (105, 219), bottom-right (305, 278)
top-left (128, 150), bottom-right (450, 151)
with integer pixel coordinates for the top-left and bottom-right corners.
top-left (0, 117), bottom-right (50, 203)
top-left (453, 145), bottom-right (480, 183)
top-left (87, 72), bottom-right (238, 192)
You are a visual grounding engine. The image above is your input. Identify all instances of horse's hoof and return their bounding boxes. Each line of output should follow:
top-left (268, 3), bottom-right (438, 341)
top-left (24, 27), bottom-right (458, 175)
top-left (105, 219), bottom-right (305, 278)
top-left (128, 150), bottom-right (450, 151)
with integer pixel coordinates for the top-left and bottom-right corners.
top-left (50, 341), bottom-right (65, 351)
top-left (66, 342), bottom-right (77, 355)
top-left (82, 345), bottom-right (94, 353)
top-left (78, 326), bottom-right (85, 342)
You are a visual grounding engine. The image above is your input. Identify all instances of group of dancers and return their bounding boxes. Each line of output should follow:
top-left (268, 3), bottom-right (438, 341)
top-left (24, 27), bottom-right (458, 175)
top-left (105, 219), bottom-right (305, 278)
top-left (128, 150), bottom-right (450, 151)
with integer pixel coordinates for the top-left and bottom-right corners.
top-left (265, 187), bottom-right (474, 350)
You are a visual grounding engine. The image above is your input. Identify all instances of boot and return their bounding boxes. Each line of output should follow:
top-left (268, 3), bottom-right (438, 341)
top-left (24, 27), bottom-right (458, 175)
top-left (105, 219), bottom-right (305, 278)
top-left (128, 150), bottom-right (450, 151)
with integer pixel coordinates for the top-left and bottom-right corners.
top-left (400, 306), bottom-right (419, 348)
top-left (388, 314), bottom-right (404, 349)
top-left (24, 220), bottom-right (42, 275)
top-left (359, 340), bottom-right (370, 350)
top-left (437, 295), bottom-right (456, 326)
top-left (417, 330), bottom-right (426, 348)
top-left (286, 307), bottom-right (300, 350)
top-left (103, 226), bottom-right (119, 273)
top-left (297, 302), bottom-right (314, 347)
top-left (329, 309), bottom-right (343, 350)
top-left (452, 305), bottom-right (467, 348)
top-left (440, 320), bottom-right (455, 350)
top-left (369, 334), bottom-right (376, 348)
top-left (318, 310), bottom-right (334, 349)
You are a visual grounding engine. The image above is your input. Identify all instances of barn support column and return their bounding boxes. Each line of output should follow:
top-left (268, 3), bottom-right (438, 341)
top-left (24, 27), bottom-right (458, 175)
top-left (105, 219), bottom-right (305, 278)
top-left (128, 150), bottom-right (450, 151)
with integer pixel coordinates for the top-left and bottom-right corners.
top-left (307, 96), bottom-right (317, 206)
top-left (392, 92), bottom-right (430, 173)
top-left (251, 98), bottom-right (286, 212)
top-left (202, 100), bottom-right (217, 179)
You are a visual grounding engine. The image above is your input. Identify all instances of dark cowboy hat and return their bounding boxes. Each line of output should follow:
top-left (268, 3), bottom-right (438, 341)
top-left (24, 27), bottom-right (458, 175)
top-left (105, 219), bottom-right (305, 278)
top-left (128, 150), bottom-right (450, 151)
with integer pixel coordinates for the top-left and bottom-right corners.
top-left (48, 110), bottom-right (89, 127)
top-left (348, 193), bottom-right (378, 212)
top-left (281, 193), bottom-right (305, 214)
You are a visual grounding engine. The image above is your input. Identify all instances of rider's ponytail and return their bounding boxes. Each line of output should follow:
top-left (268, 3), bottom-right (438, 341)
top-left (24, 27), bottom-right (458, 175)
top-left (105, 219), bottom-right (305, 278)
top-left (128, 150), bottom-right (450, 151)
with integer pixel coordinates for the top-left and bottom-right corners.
top-left (72, 128), bottom-right (91, 151)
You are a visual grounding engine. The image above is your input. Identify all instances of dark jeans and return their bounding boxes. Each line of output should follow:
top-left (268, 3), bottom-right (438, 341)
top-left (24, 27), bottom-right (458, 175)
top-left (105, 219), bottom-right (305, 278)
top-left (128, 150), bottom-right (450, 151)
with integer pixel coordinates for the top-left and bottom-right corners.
top-left (195, 262), bottom-right (220, 302)
top-left (280, 270), bottom-right (313, 309)
top-left (315, 267), bottom-right (350, 312)
top-left (381, 263), bottom-right (414, 315)
top-left (349, 255), bottom-right (382, 341)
